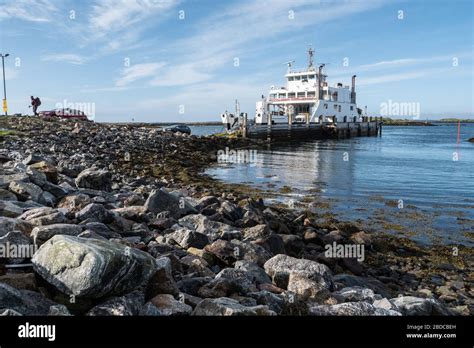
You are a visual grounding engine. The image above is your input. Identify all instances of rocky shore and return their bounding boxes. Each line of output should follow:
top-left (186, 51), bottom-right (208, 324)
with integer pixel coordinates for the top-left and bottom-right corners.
top-left (0, 117), bottom-right (472, 316)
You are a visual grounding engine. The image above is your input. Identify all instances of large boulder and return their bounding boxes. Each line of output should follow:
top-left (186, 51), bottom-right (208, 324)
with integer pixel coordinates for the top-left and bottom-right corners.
top-left (263, 254), bottom-right (334, 290)
top-left (32, 235), bottom-right (157, 298)
top-left (192, 297), bottom-right (276, 316)
top-left (75, 168), bottom-right (112, 191)
top-left (144, 188), bottom-right (197, 218)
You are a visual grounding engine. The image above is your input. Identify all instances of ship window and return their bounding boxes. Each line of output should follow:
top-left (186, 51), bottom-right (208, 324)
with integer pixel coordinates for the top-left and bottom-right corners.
top-left (308, 74), bottom-right (315, 79)
top-left (324, 104), bottom-right (328, 109)
top-left (307, 91), bottom-right (315, 97)
top-left (288, 77), bottom-right (294, 81)
top-left (350, 106), bottom-right (354, 111)
top-left (297, 92), bottom-right (305, 98)
top-left (302, 75), bottom-right (308, 81)
top-left (295, 76), bottom-right (301, 80)
top-left (338, 105), bottom-right (341, 112)
top-left (278, 93), bottom-right (287, 98)
top-left (270, 94), bottom-right (276, 98)
top-left (288, 93), bottom-right (295, 98)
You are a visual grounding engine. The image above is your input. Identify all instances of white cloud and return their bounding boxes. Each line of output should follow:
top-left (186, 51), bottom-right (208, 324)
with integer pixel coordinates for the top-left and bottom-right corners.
top-left (116, 62), bottom-right (166, 87)
top-left (42, 54), bottom-right (88, 65)
top-left (89, 0), bottom-right (177, 33)
top-left (0, 0), bottom-right (57, 22)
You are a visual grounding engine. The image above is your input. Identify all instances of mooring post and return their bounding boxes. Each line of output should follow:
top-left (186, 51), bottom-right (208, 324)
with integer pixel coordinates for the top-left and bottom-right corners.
top-left (242, 113), bottom-right (247, 138)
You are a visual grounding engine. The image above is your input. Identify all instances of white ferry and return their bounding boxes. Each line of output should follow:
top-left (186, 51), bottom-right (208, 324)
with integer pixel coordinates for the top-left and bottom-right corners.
top-left (221, 48), bottom-right (364, 130)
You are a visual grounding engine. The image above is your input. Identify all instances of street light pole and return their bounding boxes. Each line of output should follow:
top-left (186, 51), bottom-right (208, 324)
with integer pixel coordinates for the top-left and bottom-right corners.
top-left (1, 53), bottom-right (9, 116)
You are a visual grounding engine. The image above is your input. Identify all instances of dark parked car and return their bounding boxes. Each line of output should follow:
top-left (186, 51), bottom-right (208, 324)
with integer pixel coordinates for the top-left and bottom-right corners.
top-left (163, 124), bottom-right (191, 135)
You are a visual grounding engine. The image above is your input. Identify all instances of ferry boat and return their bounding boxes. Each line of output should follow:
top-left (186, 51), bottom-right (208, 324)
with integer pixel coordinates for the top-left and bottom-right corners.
top-left (221, 48), bottom-right (379, 136)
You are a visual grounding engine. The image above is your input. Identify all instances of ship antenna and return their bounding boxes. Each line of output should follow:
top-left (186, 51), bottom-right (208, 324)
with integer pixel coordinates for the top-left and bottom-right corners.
top-left (308, 47), bottom-right (314, 70)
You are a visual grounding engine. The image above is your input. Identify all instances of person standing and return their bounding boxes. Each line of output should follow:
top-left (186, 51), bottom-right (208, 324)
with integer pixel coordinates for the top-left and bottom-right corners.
top-left (30, 96), bottom-right (41, 116)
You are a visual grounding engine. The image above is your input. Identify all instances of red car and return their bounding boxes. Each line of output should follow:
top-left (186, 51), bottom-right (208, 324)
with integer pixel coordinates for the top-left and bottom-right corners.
top-left (38, 108), bottom-right (89, 121)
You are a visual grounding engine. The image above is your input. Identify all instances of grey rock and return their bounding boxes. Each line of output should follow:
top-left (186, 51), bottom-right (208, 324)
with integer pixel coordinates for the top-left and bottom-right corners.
top-left (205, 239), bottom-right (271, 267)
top-left (145, 188), bottom-right (197, 218)
top-left (215, 268), bottom-right (258, 294)
top-left (309, 302), bottom-right (401, 316)
top-left (76, 203), bottom-right (114, 223)
top-left (9, 181), bottom-right (43, 202)
top-left (146, 257), bottom-right (179, 298)
top-left (263, 254), bottom-right (334, 290)
top-left (0, 173), bottom-right (29, 189)
top-left (0, 189), bottom-right (18, 201)
top-left (192, 297), bottom-right (276, 316)
top-left (333, 274), bottom-right (392, 298)
top-left (234, 260), bottom-right (272, 285)
top-left (75, 168), bottom-right (112, 191)
top-left (166, 228), bottom-right (209, 249)
top-left (243, 224), bottom-right (272, 241)
top-left (390, 296), bottom-right (453, 316)
top-left (48, 304), bottom-right (73, 316)
top-left (140, 294), bottom-right (192, 316)
top-left (0, 200), bottom-right (24, 217)
top-left (333, 286), bottom-right (377, 303)
top-left (31, 224), bottom-right (83, 245)
top-left (0, 216), bottom-right (33, 237)
top-left (32, 235), bottom-right (157, 298)
top-left (58, 194), bottom-right (92, 213)
top-left (83, 222), bottom-right (121, 239)
top-left (0, 282), bottom-right (58, 315)
top-left (247, 290), bottom-right (285, 314)
top-left (87, 291), bottom-right (145, 316)
top-left (177, 214), bottom-right (237, 241)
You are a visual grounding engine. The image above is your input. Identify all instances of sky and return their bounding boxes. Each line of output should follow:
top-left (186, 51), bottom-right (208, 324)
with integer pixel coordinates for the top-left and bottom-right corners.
top-left (0, 0), bottom-right (473, 122)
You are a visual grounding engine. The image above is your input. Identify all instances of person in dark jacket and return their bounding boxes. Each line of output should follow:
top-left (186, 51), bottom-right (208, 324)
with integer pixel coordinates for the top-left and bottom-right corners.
top-left (30, 96), bottom-right (41, 116)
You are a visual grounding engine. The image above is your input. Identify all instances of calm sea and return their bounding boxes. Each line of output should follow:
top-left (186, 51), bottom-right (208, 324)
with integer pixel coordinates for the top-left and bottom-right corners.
top-left (203, 123), bottom-right (474, 246)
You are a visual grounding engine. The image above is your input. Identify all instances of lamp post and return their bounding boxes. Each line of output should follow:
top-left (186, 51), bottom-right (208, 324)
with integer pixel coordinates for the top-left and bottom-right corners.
top-left (1, 53), bottom-right (10, 116)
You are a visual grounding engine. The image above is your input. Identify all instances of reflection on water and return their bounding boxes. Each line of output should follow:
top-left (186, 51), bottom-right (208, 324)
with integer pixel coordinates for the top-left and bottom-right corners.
top-left (206, 124), bottom-right (474, 246)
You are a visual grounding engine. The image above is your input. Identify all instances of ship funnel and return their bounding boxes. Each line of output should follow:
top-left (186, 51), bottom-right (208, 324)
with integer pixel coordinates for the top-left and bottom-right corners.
top-left (351, 75), bottom-right (356, 104)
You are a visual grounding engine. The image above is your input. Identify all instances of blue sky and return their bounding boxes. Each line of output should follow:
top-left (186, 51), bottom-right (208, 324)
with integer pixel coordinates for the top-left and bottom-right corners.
top-left (0, 0), bottom-right (472, 122)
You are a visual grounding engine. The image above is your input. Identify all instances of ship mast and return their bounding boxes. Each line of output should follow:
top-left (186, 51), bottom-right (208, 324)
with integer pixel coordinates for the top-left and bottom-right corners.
top-left (308, 47), bottom-right (315, 71)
